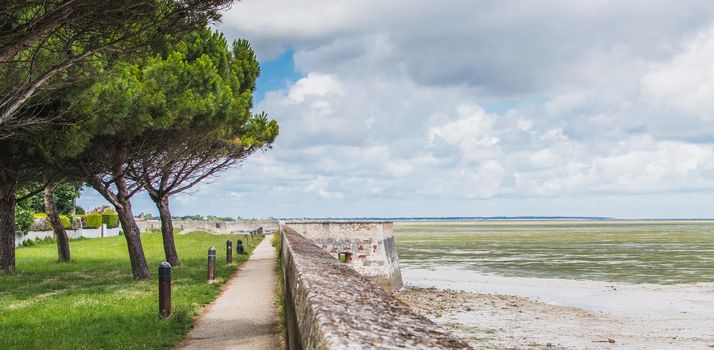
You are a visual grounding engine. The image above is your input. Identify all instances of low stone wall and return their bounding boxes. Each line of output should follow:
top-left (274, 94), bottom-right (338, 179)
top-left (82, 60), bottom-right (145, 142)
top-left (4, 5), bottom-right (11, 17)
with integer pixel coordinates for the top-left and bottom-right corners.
top-left (280, 226), bottom-right (471, 350)
top-left (137, 219), bottom-right (278, 234)
top-left (285, 221), bottom-right (402, 292)
top-left (79, 226), bottom-right (121, 239)
top-left (15, 225), bottom-right (120, 247)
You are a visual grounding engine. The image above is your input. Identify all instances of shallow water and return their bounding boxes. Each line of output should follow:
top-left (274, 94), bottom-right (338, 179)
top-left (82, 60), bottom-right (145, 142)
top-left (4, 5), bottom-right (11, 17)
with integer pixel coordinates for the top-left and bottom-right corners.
top-left (394, 221), bottom-right (714, 285)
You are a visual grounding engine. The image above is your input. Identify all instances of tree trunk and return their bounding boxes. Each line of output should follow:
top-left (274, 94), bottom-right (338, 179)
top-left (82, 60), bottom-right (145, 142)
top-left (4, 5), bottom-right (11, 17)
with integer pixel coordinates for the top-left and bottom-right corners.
top-left (115, 199), bottom-right (151, 279)
top-left (44, 186), bottom-right (70, 262)
top-left (154, 195), bottom-right (180, 267)
top-left (0, 191), bottom-right (16, 273)
top-left (84, 144), bottom-right (150, 280)
top-left (87, 171), bottom-right (151, 280)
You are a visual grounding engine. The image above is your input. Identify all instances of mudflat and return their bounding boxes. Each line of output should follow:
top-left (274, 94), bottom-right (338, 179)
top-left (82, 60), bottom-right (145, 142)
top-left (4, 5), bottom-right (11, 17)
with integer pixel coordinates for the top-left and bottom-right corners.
top-left (398, 285), bottom-right (714, 350)
top-left (394, 221), bottom-right (714, 349)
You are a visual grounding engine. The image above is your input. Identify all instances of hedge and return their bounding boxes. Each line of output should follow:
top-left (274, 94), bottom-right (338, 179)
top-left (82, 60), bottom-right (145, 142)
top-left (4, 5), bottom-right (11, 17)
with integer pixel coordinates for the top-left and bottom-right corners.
top-left (59, 215), bottom-right (72, 229)
top-left (102, 210), bottom-right (119, 229)
top-left (84, 213), bottom-right (103, 229)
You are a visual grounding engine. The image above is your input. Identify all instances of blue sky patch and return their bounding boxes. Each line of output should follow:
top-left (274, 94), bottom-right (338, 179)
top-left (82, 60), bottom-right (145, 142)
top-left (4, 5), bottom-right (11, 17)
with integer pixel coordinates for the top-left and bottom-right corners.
top-left (254, 48), bottom-right (303, 103)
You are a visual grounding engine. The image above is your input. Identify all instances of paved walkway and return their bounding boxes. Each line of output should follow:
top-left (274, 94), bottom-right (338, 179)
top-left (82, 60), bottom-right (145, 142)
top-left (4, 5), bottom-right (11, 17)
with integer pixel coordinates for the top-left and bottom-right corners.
top-left (176, 236), bottom-right (281, 350)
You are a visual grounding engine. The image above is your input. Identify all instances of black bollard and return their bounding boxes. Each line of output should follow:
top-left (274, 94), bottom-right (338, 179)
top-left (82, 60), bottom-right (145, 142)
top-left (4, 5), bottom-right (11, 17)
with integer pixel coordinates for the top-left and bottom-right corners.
top-left (236, 239), bottom-right (245, 254)
top-left (207, 247), bottom-right (216, 283)
top-left (226, 240), bottom-right (233, 264)
top-left (158, 262), bottom-right (171, 318)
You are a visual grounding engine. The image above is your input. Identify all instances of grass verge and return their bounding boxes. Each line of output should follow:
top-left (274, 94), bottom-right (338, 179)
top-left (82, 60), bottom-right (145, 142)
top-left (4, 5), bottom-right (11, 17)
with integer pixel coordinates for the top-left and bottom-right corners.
top-left (271, 231), bottom-right (287, 347)
top-left (0, 231), bottom-right (262, 350)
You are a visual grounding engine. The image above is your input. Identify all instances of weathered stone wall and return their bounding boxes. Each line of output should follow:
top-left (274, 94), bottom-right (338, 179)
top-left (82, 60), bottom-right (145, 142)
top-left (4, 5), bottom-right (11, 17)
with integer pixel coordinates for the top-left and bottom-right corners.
top-left (285, 221), bottom-right (402, 292)
top-left (280, 225), bottom-right (471, 350)
top-left (137, 219), bottom-right (278, 234)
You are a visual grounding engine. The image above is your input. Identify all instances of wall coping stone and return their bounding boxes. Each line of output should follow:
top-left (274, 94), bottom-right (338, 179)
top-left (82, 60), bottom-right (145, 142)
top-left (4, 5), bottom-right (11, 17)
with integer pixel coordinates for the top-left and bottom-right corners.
top-left (284, 220), bottom-right (392, 224)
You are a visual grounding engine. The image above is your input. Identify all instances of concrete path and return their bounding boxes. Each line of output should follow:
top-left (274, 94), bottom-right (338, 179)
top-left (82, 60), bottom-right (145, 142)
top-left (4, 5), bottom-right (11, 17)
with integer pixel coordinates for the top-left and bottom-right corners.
top-left (177, 236), bottom-right (281, 350)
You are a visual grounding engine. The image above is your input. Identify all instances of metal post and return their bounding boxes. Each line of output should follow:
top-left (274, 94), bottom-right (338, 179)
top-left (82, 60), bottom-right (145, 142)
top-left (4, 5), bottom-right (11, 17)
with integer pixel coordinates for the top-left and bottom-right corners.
top-left (158, 262), bottom-right (171, 318)
top-left (207, 247), bottom-right (216, 282)
top-left (236, 239), bottom-right (245, 254)
top-left (226, 240), bottom-right (233, 264)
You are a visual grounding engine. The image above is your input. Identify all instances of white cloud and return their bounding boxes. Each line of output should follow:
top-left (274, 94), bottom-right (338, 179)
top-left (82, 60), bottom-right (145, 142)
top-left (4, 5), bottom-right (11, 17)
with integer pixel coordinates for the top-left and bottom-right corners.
top-left (287, 73), bottom-right (343, 103)
top-left (77, 2), bottom-right (714, 218)
top-left (641, 26), bottom-right (714, 120)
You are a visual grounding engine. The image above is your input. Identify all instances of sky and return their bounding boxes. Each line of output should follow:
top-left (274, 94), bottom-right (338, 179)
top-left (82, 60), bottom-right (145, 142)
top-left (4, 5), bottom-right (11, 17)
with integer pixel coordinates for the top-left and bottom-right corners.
top-left (80, 0), bottom-right (714, 219)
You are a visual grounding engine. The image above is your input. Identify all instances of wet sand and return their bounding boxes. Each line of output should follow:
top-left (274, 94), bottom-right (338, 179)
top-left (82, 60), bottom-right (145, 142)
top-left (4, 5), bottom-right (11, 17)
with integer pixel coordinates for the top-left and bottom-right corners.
top-left (397, 285), bottom-right (714, 350)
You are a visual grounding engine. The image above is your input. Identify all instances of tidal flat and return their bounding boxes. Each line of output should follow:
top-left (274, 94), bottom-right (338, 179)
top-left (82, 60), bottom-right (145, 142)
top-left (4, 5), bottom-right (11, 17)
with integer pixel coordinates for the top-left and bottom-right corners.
top-left (394, 221), bottom-right (714, 349)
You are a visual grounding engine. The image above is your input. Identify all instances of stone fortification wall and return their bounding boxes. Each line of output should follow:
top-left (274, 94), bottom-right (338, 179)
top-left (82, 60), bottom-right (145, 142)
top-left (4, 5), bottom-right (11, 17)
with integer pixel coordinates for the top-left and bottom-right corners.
top-left (280, 225), bottom-right (471, 350)
top-left (137, 219), bottom-right (278, 234)
top-left (284, 221), bottom-right (402, 292)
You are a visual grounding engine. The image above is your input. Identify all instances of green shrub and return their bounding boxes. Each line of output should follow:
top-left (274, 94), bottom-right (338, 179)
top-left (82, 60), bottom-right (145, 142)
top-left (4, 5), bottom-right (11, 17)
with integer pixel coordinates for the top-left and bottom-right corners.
top-left (84, 213), bottom-right (103, 229)
top-left (19, 236), bottom-right (56, 247)
top-left (67, 214), bottom-right (78, 229)
top-left (59, 215), bottom-right (72, 229)
top-left (102, 209), bottom-right (119, 229)
top-left (33, 212), bottom-right (47, 219)
top-left (15, 206), bottom-right (34, 232)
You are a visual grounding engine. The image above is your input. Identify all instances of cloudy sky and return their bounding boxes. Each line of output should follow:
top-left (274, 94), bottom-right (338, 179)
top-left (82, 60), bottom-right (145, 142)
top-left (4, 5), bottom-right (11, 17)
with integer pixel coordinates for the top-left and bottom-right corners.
top-left (80, 0), bottom-right (714, 219)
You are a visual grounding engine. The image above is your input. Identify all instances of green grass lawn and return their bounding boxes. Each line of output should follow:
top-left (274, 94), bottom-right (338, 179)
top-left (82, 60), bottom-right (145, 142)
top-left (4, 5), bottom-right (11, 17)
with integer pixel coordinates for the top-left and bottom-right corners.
top-left (0, 231), bottom-right (263, 350)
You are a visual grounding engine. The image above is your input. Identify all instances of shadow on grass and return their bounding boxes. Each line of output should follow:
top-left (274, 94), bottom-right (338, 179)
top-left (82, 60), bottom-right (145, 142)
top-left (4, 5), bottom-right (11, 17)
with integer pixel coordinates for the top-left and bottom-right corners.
top-left (0, 231), bottom-right (262, 350)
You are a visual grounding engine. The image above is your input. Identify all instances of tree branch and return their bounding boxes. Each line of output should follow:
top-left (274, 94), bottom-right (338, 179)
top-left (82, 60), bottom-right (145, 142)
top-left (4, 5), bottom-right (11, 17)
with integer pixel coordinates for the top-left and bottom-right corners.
top-left (0, 2), bottom-right (74, 63)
